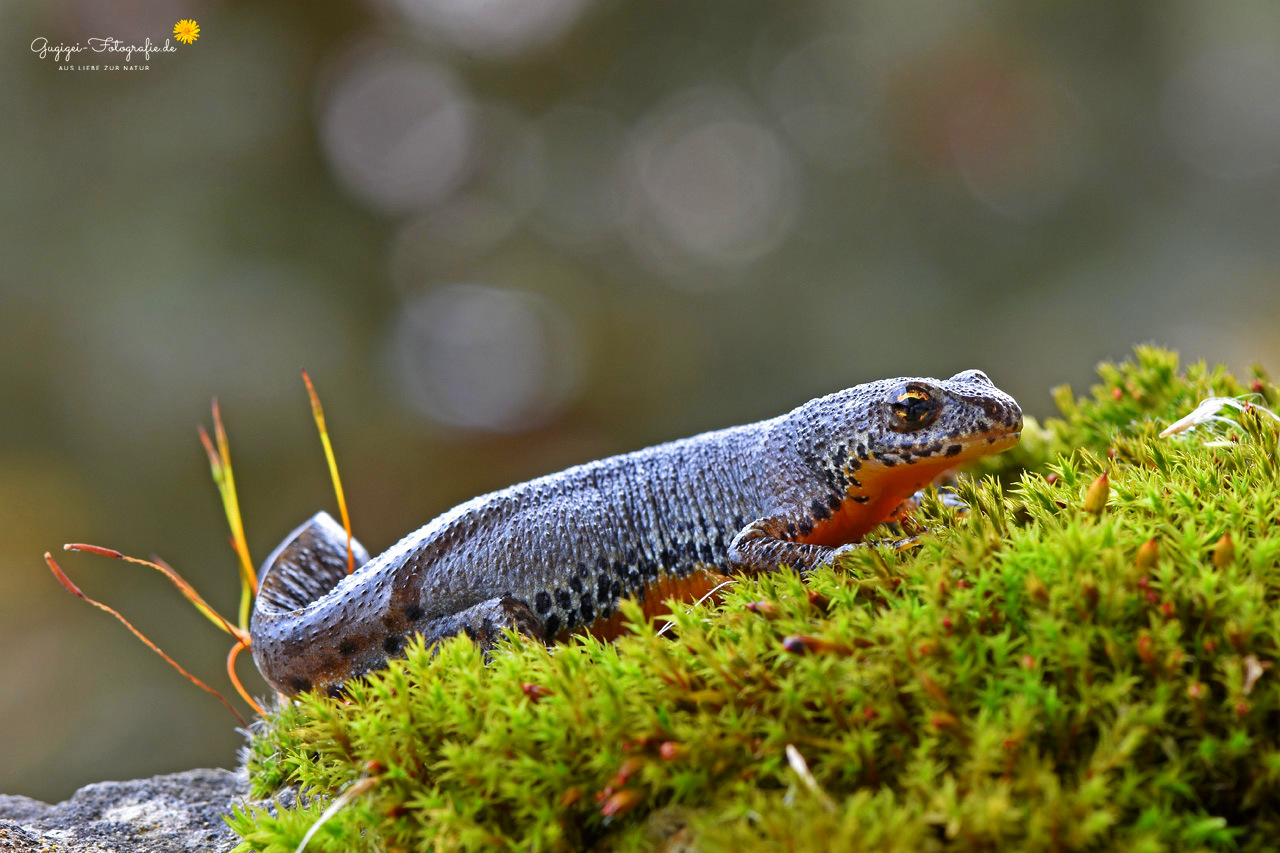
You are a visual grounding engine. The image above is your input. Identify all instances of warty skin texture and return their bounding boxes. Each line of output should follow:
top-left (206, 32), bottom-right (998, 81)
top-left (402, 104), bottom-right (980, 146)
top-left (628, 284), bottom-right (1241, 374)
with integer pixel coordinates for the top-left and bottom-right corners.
top-left (251, 370), bottom-right (1022, 696)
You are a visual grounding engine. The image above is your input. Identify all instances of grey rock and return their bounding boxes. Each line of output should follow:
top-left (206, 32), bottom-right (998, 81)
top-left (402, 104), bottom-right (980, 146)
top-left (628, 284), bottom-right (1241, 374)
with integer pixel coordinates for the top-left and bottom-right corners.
top-left (0, 768), bottom-right (247, 852)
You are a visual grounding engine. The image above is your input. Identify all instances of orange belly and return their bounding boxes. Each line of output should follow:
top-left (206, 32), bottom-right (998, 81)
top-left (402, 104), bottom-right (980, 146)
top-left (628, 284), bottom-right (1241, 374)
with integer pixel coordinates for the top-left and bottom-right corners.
top-left (577, 567), bottom-right (731, 641)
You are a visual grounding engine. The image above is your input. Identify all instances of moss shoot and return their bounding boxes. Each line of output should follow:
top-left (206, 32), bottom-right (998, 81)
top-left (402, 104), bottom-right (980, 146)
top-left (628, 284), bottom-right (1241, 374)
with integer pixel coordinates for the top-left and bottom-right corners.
top-left (230, 347), bottom-right (1280, 852)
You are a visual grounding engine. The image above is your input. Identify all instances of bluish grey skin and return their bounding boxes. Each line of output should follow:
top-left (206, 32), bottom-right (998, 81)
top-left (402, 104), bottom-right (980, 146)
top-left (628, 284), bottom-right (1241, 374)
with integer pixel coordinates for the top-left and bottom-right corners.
top-left (250, 370), bottom-right (1022, 696)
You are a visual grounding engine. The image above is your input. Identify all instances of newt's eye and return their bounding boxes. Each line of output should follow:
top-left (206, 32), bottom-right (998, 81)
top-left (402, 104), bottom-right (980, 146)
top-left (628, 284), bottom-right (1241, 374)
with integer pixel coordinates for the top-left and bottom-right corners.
top-left (888, 385), bottom-right (941, 431)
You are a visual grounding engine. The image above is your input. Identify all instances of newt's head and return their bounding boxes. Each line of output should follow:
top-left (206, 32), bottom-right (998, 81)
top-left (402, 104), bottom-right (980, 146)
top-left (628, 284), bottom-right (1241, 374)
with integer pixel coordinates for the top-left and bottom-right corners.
top-left (872, 368), bottom-right (1023, 463)
top-left (789, 369), bottom-right (1022, 544)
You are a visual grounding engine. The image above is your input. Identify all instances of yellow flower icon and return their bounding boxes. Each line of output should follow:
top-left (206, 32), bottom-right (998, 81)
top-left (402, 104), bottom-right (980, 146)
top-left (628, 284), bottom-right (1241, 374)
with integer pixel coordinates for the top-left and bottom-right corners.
top-left (173, 19), bottom-right (200, 44)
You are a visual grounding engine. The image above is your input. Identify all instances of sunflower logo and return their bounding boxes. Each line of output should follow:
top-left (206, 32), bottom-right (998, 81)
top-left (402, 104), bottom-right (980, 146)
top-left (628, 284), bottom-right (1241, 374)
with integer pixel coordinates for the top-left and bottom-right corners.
top-left (173, 19), bottom-right (200, 44)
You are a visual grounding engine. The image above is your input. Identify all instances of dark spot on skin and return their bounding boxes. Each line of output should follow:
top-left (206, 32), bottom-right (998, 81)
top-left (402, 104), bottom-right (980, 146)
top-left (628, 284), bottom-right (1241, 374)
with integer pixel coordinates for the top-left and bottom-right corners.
top-left (612, 560), bottom-right (627, 577)
top-left (569, 576), bottom-right (584, 594)
top-left (946, 444), bottom-right (963, 457)
top-left (405, 604), bottom-right (424, 622)
top-left (798, 519), bottom-right (813, 536)
top-left (579, 602), bottom-right (594, 623)
top-left (848, 457), bottom-right (861, 471)
top-left (784, 521), bottom-right (797, 538)
top-left (827, 493), bottom-right (843, 511)
top-left (290, 676), bottom-right (311, 693)
top-left (543, 613), bottom-right (561, 638)
top-left (851, 495), bottom-right (870, 504)
top-left (326, 685), bottom-right (344, 699)
top-left (1004, 415), bottom-right (1016, 427)
top-left (987, 436), bottom-right (997, 444)
top-left (556, 589), bottom-right (573, 610)
top-left (596, 576), bottom-right (612, 602)
top-left (383, 634), bottom-right (404, 655)
top-left (848, 475), bottom-right (862, 488)
top-left (338, 640), bottom-right (359, 657)
top-left (811, 499), bottom-right (830, 520)
top-left (535, 590), bottom-right (552, 613)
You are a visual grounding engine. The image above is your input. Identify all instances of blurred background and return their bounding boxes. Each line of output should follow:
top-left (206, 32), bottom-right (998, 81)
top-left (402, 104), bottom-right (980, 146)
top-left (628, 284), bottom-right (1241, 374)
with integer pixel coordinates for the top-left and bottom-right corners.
top-left (2, 0), bottom-right (1279, 802)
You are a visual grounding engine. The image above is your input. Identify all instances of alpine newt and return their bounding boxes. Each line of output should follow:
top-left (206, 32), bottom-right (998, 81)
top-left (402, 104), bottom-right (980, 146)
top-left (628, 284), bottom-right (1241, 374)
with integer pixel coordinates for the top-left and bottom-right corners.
top-left (251, 370), bottom-right (1022, 696)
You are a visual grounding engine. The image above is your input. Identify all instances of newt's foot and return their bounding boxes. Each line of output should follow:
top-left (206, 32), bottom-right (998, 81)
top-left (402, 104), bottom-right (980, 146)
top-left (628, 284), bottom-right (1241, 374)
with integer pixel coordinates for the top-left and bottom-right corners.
top-left (829, 534), bottom-right (924, 565)
top-left (882, 487), bottom-right (968, 537)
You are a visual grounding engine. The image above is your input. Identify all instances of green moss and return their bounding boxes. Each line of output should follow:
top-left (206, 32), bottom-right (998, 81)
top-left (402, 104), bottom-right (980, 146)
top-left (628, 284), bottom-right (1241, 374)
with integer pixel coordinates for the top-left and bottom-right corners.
top-left (229, 346), bottom-right (1280, 852)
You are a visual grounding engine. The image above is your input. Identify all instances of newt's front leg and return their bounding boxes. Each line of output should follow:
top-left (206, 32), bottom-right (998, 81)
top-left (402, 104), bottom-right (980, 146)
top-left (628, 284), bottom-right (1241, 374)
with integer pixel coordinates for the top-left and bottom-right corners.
top-left (727, 517), bottom-right (865, 573)
top-left (728, 508), bottom-right (928, 574)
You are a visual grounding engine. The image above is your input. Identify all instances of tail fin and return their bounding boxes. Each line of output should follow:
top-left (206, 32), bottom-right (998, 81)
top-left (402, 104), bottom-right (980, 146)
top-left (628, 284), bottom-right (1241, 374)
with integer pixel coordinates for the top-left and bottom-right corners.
top-left (255, 512), bottom-right (371, 615)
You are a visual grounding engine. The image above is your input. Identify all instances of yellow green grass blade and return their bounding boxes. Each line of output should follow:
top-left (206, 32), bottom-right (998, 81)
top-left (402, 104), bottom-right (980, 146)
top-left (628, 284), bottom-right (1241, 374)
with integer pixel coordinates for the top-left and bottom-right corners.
top-left (302, 370), bottom-right (355, 574)
top-left (199, 401), bottom-right (256, 630)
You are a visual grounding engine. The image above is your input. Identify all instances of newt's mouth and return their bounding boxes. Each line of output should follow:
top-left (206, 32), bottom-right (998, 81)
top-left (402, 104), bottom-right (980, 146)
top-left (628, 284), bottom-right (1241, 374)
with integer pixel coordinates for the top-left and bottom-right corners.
top-left (983, 430), bottom-right (1022, 453)
top-left (953, 429), bottom-right (1021, 461)
top-left (911, 428), bottom-right (1022, 466)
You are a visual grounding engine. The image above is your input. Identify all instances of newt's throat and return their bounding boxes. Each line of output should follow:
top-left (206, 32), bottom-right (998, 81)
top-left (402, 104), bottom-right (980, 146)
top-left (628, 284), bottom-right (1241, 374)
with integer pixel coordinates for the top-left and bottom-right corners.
top-left (799, 431), bottom-right (1019, 547)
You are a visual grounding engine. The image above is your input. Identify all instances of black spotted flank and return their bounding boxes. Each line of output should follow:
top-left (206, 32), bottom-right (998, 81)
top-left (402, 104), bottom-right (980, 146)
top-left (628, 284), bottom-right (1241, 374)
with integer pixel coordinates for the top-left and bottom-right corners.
top-left (556, 589), bottom-right (573, 610)
top-left (383, 634), bottom-right (404, 655)
top-left (946, 444), bottom-right (963, 457)
top-left (405, 604), bottom-right (425, 622)
top-left (325, 685), bottom-right (344, 699)
top-left (543, 613), bottom-right (561, 638)
top-left (810, 499), bottom-right (831, 520)
top-left (290, 676), bottom-right (311, 693)
top-left (535, 590), bottom-right (553, 613)
top-left (338, 639), bottom-right (359, 657)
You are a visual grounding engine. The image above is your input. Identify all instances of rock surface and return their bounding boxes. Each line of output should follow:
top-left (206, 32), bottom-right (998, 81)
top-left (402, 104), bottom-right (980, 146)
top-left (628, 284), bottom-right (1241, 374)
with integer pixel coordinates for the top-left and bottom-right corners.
top-left (0, 768), bottom-right (245, 852)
